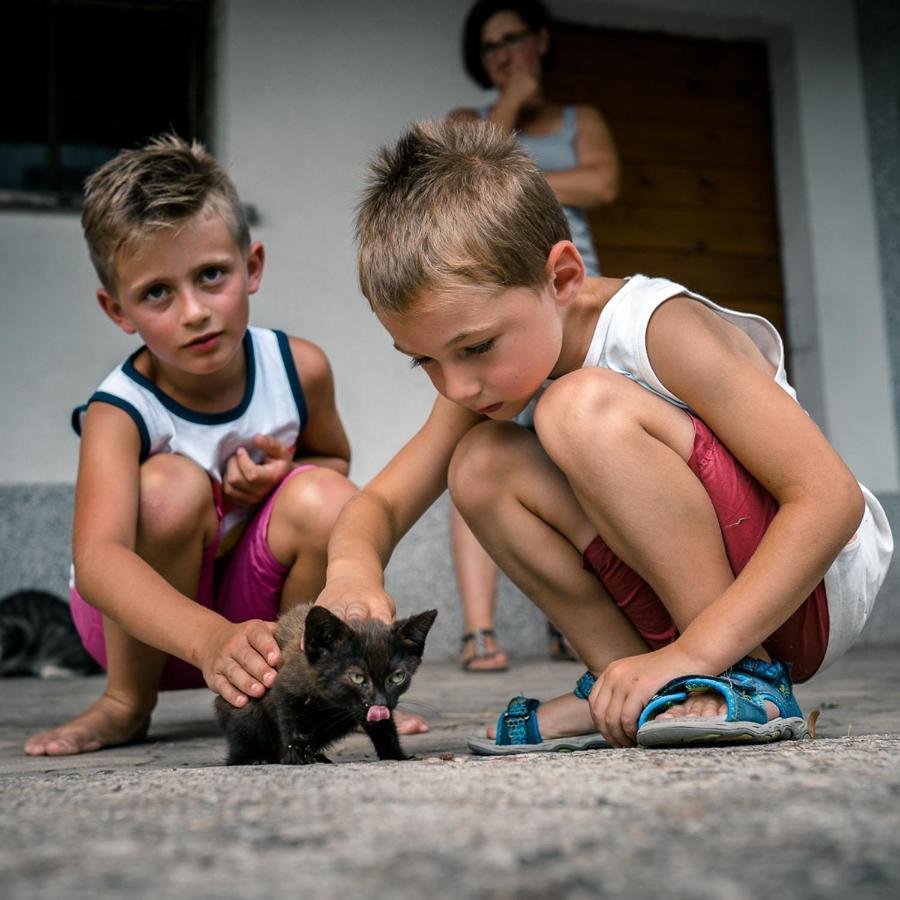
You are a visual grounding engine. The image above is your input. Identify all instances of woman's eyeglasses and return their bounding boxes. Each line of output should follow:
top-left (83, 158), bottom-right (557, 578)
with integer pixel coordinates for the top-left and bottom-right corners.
top-left (480, 28), bottom-right (533, 60)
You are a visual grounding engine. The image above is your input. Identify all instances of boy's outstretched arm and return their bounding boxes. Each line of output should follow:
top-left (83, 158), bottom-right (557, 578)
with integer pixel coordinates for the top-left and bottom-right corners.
top-left (74, 403), bottom-right (281, 708)
top-left (318, 396), bottom-right (480, 624)
top-left (589, 296), bottom-right (864, 745)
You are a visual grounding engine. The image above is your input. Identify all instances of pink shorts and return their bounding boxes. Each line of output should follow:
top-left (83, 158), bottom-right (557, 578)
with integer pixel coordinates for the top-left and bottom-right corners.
top-left (69, 465), bottom-right (316, 690)
top-left (581, 416), bottom-right (829, 683)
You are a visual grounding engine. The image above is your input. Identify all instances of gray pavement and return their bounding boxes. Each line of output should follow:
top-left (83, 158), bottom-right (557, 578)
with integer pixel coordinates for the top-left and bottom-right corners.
top-left (2, 646), bottom-right (899, 899)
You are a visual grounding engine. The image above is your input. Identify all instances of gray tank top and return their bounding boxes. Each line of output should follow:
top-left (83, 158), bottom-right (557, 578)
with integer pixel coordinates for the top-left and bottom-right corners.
top-left (481, 105), bottom-right (600, 275)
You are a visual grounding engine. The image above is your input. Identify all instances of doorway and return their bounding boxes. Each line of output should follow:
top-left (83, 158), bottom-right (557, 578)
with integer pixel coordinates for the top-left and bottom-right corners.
top-left (546, 24), bottom-right (787, 339)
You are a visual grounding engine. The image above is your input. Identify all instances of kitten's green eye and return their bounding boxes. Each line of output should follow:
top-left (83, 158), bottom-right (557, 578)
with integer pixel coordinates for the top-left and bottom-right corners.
top-left (349, 672), bottom-right (366, 685)
top-left (389, 671), bottom-right (406, 685)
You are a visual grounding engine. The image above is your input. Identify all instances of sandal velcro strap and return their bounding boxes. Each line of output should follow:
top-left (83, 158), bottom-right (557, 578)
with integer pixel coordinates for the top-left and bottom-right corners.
top-left (496, 696), bottom-right (542, 745)
top-left (728, 656), bottom-right (788, 683)
top-left (573, 670), bottom-right (596, 700)
top-left (637, 655), bottom-right (803, 730)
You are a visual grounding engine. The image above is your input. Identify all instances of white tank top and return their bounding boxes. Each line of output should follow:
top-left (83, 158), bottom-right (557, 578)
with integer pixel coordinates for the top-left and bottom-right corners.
top-left (584, 274), bottom-right (798, 408)
top-left (72, 327), bottom-right (308, 531)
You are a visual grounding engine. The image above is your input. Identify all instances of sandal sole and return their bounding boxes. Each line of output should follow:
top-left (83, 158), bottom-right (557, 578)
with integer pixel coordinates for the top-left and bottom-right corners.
top-left (467, 732), bottom-right (609, 756)
top-left (636, 715), bottom-right (809, 748)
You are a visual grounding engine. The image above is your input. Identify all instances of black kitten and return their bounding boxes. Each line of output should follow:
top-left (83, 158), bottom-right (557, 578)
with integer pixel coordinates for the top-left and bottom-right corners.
top-left (0, 590), bottom-right (101, 679)
top-left (215, 604), bottom-right (437, 765)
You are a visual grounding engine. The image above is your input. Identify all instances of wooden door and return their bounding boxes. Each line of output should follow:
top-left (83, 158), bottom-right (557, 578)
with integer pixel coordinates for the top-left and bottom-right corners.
top-left (545, 24), bottom-right (787, 339)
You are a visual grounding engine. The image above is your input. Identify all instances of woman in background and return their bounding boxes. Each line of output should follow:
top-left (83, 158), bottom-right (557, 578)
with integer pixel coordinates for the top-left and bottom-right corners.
top-left (449, 0), bottom-right (619, 671)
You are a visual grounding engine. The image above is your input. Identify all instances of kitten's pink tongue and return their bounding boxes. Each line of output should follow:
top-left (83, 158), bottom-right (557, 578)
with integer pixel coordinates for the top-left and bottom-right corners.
top-left (367, 705), bottom-right (391, 722)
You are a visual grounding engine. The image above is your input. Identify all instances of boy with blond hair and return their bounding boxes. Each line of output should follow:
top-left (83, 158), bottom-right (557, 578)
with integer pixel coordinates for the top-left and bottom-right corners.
top-left (318, 119), bottom-right (892, 750)
top-left (25, 135), bottom-right (361, 756)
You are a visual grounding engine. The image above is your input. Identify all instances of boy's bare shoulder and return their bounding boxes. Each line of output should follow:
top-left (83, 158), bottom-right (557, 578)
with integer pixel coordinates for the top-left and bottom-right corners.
top-left (80, 398), bottom-right (145, 453)
top-left (649, 294), bottom-right (764, 362)
top-left (284, 335), bottom-right (334, 390)
top-left (647, 294), bottom-right (777, 404)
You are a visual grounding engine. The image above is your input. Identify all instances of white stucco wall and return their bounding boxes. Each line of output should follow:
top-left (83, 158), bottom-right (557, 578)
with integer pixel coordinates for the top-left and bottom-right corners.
top-left (0, 0), bottom-right (895, 492)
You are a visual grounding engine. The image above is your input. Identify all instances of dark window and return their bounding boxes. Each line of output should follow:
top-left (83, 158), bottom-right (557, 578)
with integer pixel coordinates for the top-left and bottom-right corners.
top-left (1, 0), bottom-right (212, 208)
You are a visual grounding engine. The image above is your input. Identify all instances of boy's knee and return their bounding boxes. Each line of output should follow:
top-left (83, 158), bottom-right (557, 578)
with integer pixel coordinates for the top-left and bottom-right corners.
top-left (138, 454), bottom-right (215, 544)
top-left (448, 421), bottom-right (528, 511)
top-left (534, 369), bottom-right (634, 457)
top-left (273, 467), bottom-right (357, 544)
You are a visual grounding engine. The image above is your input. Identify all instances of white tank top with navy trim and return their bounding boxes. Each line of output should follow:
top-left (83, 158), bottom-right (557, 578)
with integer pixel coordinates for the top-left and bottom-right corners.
top-left (72, 326), bottom-right (307, 486)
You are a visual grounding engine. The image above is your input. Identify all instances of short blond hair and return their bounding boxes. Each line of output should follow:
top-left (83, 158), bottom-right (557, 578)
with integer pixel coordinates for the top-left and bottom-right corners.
top-left (81, 134), bottom-right (249, 291)
top-left (356, 119), bottom-right (570, 314)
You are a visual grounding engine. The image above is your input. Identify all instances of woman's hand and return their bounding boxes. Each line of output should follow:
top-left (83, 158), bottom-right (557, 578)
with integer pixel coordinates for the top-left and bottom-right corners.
top-left (500, 64), bottom-right (540, 110)
top-left (200, 618), bottom-right (281, 708)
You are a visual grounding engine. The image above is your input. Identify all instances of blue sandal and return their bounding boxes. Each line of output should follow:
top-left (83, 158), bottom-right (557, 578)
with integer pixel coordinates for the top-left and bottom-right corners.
top-left (467, 671), bottom-right (607, 756)
top-left (636, 656), bottom-right (809, 748)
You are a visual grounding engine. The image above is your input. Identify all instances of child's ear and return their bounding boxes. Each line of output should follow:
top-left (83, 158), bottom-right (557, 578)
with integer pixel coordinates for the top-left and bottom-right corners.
top-left (245, 241), bottom-right (265, 295)
top-left (303, 605), bottom-right (353, 664)
top-left (545, 240), bottom-right (584, 308)
top-left (96, 288), bottom-right (138, 335)
top-left (392, 609), bottom-right (438, 658)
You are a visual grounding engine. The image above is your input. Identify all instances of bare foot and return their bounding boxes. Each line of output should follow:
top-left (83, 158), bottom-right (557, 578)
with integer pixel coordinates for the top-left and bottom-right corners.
top-left (653, 691), bottom-right (779, 721)
top-left (395, 710), bottom-right (429, 735)
top-left (24, 692), bottom-right (154, 756)
top-left (486, 691), bottom-right (595, 740)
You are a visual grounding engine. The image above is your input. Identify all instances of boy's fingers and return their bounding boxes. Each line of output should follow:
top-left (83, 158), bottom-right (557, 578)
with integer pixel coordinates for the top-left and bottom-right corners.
top-left (234, 447), bottom-right (261, 483)
top-left (213, 675), bottom-right (249, 709)
top-left (604, 692), bottom-right (630, 748)
top-left (255, 434), bottom-right (291, 459)
top-left (224, 659), bottom-right (266, 699)
top-left (621, 695), bottom-right (642, 743)
top-left (340, 599), bottom-right (390, 624)
top-left (248, 622), bottom-right (281, 670)
top-left (224, 456), bottom-right (252, 492)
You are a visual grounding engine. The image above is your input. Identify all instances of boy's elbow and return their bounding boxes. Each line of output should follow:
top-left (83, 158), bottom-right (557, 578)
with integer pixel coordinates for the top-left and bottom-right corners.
top-left (71, 553), bottom-right (100, 607)
top-left (828, 470), bottom-right (865, 545)
top-left (843, 476), bottom-right (866, 537)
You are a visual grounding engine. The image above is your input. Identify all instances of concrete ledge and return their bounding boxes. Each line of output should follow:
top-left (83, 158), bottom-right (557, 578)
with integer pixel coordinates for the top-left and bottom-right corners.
top-left (2, 483), bottom-right (898, 657)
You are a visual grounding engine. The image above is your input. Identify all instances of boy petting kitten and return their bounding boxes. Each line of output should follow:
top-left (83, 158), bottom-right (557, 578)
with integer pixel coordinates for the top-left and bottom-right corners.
top-left (26, 135), bottom-right (360, 756)
top-left (318, 119), bottom-right (892, 751)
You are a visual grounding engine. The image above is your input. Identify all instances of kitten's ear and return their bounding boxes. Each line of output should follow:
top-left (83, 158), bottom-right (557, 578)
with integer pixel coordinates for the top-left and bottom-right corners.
top-left (304, 606), bottom-right (353, 664)
top-left (392, 609), bottom-right (438, 657)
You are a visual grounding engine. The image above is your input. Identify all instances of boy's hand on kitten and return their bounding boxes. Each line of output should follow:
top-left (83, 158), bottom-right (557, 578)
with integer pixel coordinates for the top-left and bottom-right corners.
top-left (588, 644), bottom-right (705, 748)
top-left (315, 578), bottom-right (395, 627)
top-left (201, 618), bottom-right (281, 708)
top-left (223, 434), bottom-right (294, 508)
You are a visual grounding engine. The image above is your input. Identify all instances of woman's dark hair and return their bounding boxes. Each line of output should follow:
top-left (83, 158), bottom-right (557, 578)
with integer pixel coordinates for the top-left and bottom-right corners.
top-left (462, 0), bottom-right (554, 89)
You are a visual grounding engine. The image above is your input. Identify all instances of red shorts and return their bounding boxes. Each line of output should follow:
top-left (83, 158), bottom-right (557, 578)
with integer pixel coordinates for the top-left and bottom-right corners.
top-left (581, 415), bottom-right (829, 682)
